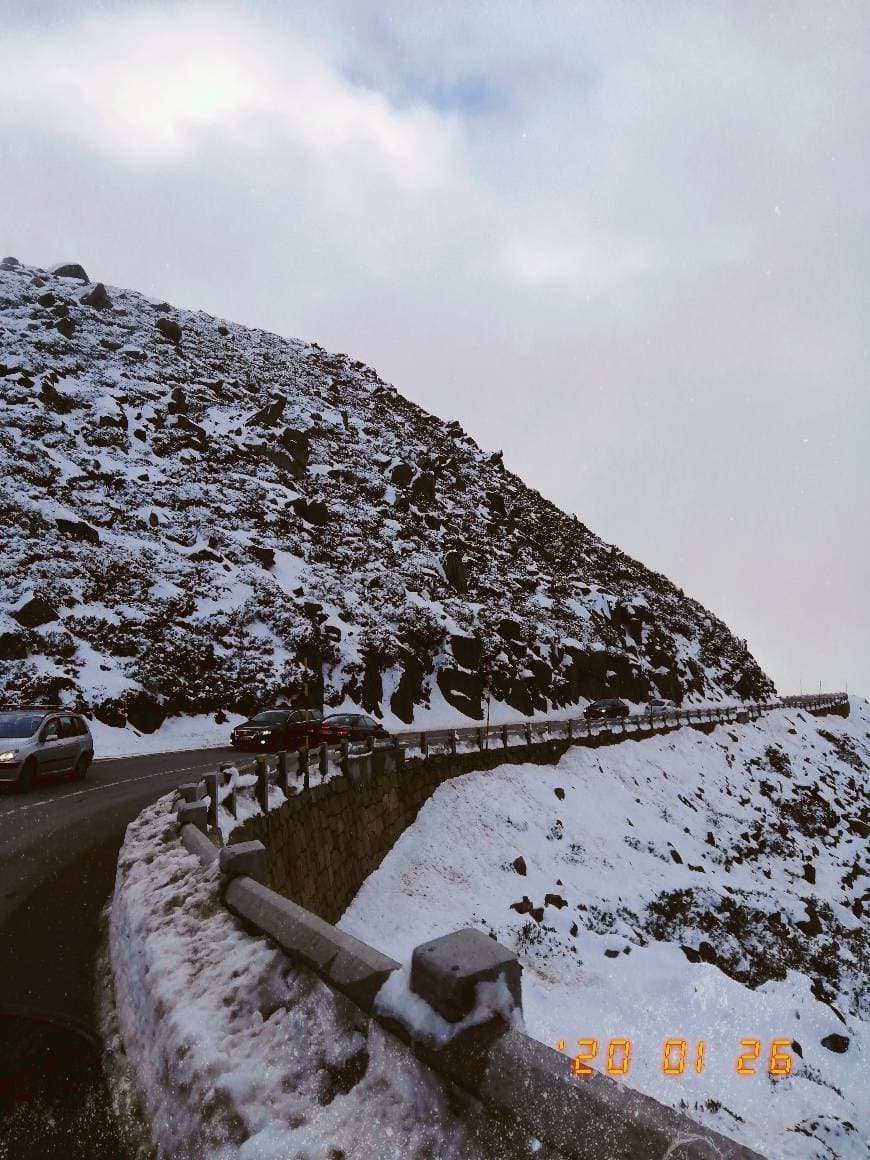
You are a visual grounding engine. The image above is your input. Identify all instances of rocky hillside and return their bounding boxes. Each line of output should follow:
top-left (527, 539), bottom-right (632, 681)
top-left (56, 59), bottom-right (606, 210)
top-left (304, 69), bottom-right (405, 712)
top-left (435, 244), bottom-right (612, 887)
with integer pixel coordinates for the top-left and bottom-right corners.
top-left (0, 256), bottom-right (773, 732)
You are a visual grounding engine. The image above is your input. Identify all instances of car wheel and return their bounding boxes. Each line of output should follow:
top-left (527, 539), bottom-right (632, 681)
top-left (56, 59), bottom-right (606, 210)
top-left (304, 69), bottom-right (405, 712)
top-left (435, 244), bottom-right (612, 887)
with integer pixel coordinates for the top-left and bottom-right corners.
top-left (17, 759), bottom-right (35, 794)
top-left (72, 755), bottom-right (88, 782)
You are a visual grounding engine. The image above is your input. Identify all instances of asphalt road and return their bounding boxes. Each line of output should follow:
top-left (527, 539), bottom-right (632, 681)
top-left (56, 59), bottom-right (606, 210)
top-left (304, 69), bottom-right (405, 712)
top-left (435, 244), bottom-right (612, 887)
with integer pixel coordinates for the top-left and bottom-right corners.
top-left (0, 744), bottom-right (237, 1027)
top-left (0, 744), bottom-right (236, 1158)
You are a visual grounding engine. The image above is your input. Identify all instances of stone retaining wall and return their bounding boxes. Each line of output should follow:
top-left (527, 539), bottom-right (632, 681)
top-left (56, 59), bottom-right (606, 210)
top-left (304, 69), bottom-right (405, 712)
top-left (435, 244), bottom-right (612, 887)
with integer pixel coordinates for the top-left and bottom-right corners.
top-left (233, 739), bottom-right (570, 922)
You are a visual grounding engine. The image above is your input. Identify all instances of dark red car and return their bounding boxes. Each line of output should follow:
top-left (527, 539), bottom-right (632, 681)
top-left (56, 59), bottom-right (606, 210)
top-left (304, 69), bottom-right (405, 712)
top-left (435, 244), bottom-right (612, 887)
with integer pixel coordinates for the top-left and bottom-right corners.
top-left (231, 708), bottom-right (323, 752)
top-left (317, 713), bottom-right (389, 744)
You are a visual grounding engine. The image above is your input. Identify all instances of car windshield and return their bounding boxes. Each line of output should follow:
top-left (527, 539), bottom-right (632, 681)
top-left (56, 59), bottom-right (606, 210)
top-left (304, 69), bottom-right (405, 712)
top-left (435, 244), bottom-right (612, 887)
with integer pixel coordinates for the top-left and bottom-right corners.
top-left (251, 711), bottom-right (290, 724)
top-left (0, 713), bottom-right (44, 738)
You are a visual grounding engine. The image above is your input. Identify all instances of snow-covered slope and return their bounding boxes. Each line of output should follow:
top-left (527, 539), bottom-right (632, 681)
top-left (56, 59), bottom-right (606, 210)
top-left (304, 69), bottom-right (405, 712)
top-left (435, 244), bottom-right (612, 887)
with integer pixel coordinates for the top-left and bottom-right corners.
top-left (1, 256), bottom-right (772, 731)
top-left (340, 702), bottom-right (870, 1158)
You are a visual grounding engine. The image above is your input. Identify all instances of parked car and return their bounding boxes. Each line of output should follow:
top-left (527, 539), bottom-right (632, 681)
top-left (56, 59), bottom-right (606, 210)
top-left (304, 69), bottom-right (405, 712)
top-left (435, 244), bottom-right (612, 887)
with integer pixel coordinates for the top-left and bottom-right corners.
top-left (583, 698), bottom-right (630, 721)
top-left (0, 707), bottom-right (94, 791)
top-left (231, 708), bottom-right (324, 752)
top-left (646, 698), bottom-right (677, 717)
top-left (317, 713), bottom-right (390, 744)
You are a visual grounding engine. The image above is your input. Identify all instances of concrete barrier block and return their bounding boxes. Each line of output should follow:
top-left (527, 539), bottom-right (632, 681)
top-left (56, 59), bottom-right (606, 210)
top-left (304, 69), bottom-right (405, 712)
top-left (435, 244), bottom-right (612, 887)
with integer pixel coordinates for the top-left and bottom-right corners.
top-left (177, 801), bottom-right (208, 834)
top-left (219, 840), bottom-right (268, 885)
top-left (480, 1031), bottom-right (764, 1159)
top-left (224, 878), bottom-right (399, 1010)
top-left (411, 927), bottom-right (522, 1023)
top-left (178, 781), bottom-right (206, 803)
top-left (181, 822), bottom-right (220, 865)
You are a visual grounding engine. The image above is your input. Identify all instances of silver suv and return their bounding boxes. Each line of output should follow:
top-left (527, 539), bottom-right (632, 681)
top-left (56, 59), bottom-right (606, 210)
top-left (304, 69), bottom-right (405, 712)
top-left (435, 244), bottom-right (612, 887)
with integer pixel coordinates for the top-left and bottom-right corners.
top-left (0, 708), bottom-right (94, 791)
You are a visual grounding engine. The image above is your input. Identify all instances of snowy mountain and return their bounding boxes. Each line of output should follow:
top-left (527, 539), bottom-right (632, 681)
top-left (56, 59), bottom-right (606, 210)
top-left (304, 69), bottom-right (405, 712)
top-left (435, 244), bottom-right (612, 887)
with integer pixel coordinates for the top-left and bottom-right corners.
top-left (0, 256), bottom-right (773, 732)
top-left (341, 701), bottom-right (870, 1158)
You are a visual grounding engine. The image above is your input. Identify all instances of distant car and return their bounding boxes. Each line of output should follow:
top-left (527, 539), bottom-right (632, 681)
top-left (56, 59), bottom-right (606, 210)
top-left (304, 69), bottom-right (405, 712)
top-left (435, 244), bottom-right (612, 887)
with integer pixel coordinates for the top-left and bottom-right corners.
top-left (0, 708), bottom-right (94, 791)
top-left (646, 698), bottom-right (677, 717)
top-left (583, 698), bottom-right (630, 721)
top-left (231, 708), bottom-right (324, 752)
top-left (317, 713), bottom-right (389, 744)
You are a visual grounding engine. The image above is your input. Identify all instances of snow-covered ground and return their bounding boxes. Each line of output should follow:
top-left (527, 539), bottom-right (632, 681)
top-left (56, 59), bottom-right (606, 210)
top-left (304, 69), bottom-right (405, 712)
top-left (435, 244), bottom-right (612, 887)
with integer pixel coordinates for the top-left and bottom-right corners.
top-left (340, 702), bottom-right (870, 1159)
top-left (106, 792), bottom-right (551, 1159)
top-left (90, 712), bottom-right (245, 759)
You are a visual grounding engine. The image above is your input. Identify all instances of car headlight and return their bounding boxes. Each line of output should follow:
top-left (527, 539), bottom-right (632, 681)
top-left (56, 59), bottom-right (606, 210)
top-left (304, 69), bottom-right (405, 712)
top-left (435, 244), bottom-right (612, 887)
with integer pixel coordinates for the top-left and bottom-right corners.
top-left (0, 751), bottom-right (17, 763)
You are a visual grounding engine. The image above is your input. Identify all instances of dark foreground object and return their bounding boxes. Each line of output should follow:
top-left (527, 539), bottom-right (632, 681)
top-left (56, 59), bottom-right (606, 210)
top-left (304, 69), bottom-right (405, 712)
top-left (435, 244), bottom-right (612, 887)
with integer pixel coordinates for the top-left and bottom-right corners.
top-left (0, 1010), bottom-right (125, 1160)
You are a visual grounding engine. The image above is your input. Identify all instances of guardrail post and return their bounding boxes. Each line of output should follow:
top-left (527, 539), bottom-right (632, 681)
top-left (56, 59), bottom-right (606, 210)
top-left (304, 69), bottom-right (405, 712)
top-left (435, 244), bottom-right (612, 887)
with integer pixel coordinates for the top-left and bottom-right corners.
top-left (255, 754), bottom-right (269, 814)
top-left (225, 769), bottom-right (237, 820)
top-left (524, 722), bottom-right (532, 746)
top-left (298, 743), bottom-right (310, 791)
top-left (391, 735), bottom-right (405, 768)
top-left (477, 727), bottom-right (485, 752)
top-left (319, 742), bottom-right (328, 780)
top-left (420, 731), bottom-right (428, 759)
top-left (450, 730), bottom-right (458, 756)
top-left (501, 724), bottom-right (508, 749)
top-left (276, 750), bottom-right (289, 795)
top-left (340, 739), bottom-right (350, 775)
top-left (204, 772), bottom-right (219, 829)
top-left (566, 718), bottom-right (573, 743)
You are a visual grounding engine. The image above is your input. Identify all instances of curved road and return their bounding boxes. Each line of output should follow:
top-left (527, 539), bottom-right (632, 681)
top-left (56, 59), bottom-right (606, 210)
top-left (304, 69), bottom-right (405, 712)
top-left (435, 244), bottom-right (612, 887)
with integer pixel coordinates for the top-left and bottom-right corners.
top-left (0, 745), bottom-right (237, 1025)
top-left (0, 745), bottom-right (236, 1157)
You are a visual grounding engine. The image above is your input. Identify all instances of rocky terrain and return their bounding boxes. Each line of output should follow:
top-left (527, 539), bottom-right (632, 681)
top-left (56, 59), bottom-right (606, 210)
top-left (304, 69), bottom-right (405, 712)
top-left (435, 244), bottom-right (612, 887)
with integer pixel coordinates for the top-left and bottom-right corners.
top-left (0, 256), bottom-right (773, 732)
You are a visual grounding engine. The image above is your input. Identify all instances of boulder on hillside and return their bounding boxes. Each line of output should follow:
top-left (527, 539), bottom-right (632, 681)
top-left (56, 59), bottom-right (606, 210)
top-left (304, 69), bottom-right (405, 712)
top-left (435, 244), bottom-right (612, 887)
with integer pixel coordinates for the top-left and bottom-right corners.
top-left (497, 618), bottom-right (524, 642)
top-left (250, 545), bottom-right (275, 568)
top-left (56, 518), bottom-right (100, 544)
top-left (1, 256), bottom-right (20, 268)
top-left (0, 626), bottom-right (28, 660)
top-left (125, 692), bottom-right (167, 734)
top-left (411, 471), bottom-right (436, 502)
top-left (81, 282), bottom-right (112, 310)
top-left (40, 380), bottom-right (79, 413)
top-left (437, 667), bottom-right (484, 719)
top-left (390, 656), bottom-right (427, 724)
top-left (50, 262), bottom-right (89, 280)
top-left (11, 596), bottom-right (58, 629)
top-left (261, 446), bottom-right (304, 478)
top-left (291, 497), bottom-right (329, 526)
top-left (487, 490), bottom-right (506, 518)
top-left (156, 317), bottom-right (182, 343)
top-left (56, 317), bottom-right (75, 340)
top-left (443, 550), bottom-right (468, 593)
top-left (279, 427), bottom-right (311, 464)
top-left (246, 397), bottom-right (286, 427)
top-left (451, 634), bottom-right (482, 670)
top-left (390, 462), bottom-right (414, 488)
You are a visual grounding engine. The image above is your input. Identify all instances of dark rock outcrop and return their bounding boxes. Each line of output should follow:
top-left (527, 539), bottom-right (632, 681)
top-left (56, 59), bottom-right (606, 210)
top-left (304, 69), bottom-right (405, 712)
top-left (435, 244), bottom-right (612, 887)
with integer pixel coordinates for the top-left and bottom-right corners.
top-left (50, 262), bottom-right (89, 280)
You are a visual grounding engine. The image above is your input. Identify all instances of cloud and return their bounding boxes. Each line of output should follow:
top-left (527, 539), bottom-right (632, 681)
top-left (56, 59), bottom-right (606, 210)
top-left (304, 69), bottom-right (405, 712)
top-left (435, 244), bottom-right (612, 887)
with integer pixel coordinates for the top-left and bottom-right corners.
top-left (0, 4), bottom-right (459, 190)
top-left (500, 217), bottom-right (653, 292)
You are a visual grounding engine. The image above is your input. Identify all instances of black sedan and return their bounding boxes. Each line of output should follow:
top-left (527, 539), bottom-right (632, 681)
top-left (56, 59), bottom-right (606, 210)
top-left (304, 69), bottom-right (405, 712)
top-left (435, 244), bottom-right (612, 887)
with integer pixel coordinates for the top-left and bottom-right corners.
top-left (231, 709), bottom-right (323, 752)
top-left (583, 698), bottom-right (630, 721)
top-left (317, 713), bottom-right (389, 744)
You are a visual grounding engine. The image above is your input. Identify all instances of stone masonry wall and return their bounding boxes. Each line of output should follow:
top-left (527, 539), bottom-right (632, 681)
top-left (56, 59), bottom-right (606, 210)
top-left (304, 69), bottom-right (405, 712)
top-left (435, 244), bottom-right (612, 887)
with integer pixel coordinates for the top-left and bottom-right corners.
top-left (232, 739), bottom-right (570, 923)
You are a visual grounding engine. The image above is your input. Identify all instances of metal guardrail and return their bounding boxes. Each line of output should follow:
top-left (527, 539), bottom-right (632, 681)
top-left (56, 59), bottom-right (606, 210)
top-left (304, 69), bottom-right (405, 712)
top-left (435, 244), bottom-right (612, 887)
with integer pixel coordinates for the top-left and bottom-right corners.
top-left (200, 693), bottom-right (848, 828)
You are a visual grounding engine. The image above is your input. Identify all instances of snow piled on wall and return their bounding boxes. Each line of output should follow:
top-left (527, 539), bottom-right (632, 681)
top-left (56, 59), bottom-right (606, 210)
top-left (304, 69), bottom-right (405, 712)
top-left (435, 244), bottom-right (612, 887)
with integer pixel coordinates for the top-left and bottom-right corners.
top-left (107, 792), bottom-right (547, 1159)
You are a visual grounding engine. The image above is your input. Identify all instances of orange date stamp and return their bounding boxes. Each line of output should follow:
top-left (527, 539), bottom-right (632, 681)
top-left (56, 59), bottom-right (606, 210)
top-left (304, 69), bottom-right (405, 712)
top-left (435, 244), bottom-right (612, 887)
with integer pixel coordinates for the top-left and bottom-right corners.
top-left (556, 1038), bottom-right (793, 1078)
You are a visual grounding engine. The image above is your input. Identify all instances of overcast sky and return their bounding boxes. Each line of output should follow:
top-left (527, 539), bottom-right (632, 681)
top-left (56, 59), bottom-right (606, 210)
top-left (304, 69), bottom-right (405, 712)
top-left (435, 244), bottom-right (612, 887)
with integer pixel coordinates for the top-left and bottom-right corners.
top-left (2, 0), bottom-right (867, 697)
